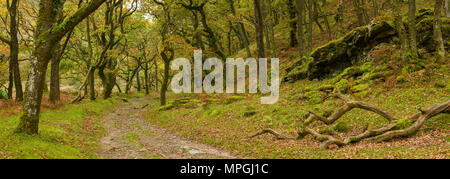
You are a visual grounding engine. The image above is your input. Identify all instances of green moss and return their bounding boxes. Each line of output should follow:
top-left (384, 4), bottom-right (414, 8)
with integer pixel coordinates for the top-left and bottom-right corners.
top-left (351, 84), bottom-right (369, 93)
top-left (333, 121), bottom-right (349, 132)
top-left (318, 84), bottom-right (335, 92)
top-left (395, 118), bottom-right (413, 129)
top-left (340, 66), bottom-right (363, 79)
top-left (360, 62), bottom-right (373, 72)
top-left (158, 104), bottom-right (174, 111)
top-left (396, 75), bottom-right (406, 83)
top-left (334, 79), bottom-right (351, 93)
top-left (303, 91), bottom-right (322, 104)
top-left (446, 84), bottom-right (450, 92)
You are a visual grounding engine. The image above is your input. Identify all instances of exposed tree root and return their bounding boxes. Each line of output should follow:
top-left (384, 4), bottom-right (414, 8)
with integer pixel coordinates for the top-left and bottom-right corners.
top-left (249, 93), bottom-right (450, 149)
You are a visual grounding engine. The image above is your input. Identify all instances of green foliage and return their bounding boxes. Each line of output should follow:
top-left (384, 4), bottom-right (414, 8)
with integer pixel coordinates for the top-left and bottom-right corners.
top-left (0, 89), bottom-right (7, 99)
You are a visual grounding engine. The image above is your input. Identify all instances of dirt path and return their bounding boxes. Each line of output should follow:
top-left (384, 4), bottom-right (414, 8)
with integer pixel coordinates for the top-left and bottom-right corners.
top-left (97, 97), bottom-right (237, 159)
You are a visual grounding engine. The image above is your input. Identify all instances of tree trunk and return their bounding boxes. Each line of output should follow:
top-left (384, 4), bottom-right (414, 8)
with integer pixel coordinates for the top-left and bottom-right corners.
top-left (136, 70), bottom-right (141, 92)
top-left (49, 46), bottom-right (61, 103)
top-left (288, 0), bottom-right (298, 47)
top-left (154, 60), bottom-right (158, 91)
top-left (393, 0), bottom-right (408, 61)
top-left (144, 63), bottom-right (149, 95)
top-left (228, 0), bottom-right (251, 57)
top-left (435, 0), bottom-right (446, 61)
top-left (16, 0), bottom-right (107, 134)
top-left (160, 54), bottom-right (170, 106)
top-left (254, 0), bottom-right (265, 58)
top-left (446, 0), bottom-right (450, 17)
top-left (372, 0), bottom-right (379, 17)
top-left (317, 1), bottom-right (332, 41)
top-left (408, 0), bottom-right (417, 53)
top-left (353, 0), bottom-right (365, 26)
top-left (9, 0), bottom-right (23, 101)
top-left (296, 0), bottom-right (305, 57)
top-left (8, 59), bottom-right (13, 99)
top-left (87, 67), bottom-right (96, 100)
top-left (307, 0), bottom-right (313, 55)
top-left (336, 0), bottom-right (345, 38)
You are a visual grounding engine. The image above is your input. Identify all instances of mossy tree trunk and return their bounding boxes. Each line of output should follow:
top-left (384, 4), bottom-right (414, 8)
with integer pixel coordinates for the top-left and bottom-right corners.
top-left (288, 0), bottom-right (298, 47)
top-left (434, 0), bottom-right (446, 61)
top-left (392, 0), bottom-right (408, 61)
top-left (446, 0), bottom-right (450, 17)
top-left (296, 0), bottom-right (306, 57)
top-left (408, 0), bottom-right (418, 54)
top-left (254, 0), bottom-right (265, 58)
top-left (16, 0), bottom-right (107, 135)
top-left (307, 0), bottom-right (313, 55)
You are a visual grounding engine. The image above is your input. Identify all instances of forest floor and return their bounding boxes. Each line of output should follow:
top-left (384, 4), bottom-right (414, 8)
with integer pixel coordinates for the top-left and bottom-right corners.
top-left (97, 96), bottom-right (237, 159)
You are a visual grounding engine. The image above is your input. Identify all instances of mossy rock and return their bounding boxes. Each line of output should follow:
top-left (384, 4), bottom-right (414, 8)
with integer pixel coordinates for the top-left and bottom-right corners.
top-left (334, 79), bottom-right (351, 93)
top-left (158, 104), bottom-right (175, 111)
top-left (318, 84), bottom-right (335, 92)
top-left (351, 83), bottom-right (370, 93)
top-left (333, 121), bottom-right (349, 132)
top-left (284, 8), bottom-right (448, 82)
top-left (340, 66), bottom-right (364, 79)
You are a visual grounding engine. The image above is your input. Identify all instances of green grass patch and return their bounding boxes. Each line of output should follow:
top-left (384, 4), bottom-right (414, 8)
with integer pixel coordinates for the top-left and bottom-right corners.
top-left (0, 98), bottom-right (117, 159)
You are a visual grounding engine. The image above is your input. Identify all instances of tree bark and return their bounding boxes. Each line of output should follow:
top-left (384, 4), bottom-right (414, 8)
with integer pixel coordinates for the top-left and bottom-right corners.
top-left (307, 0), bottom-right (313, 55)
top-left (446, 0), bottom-right (450, 17)
top-left (254, 0), bottom-right (265, 58)
top-left (228, 0), bottom-right (251, 57)
top-left (434, 0), bottom-right (446, 61)
top-left (296, 0), bottom-right (305, 57)
top-left (392, 0), bottom-right (408, 61)
top-left (9, 0), bottom-right (23, 101)
top-left (408, 0), bottom-right (417, 53)
top-left (288, 0), bottom-right (298, 47)
top-left (88, 67), bottom-right (96, 100)
top-left (336, 0), bottom-right (345, 38)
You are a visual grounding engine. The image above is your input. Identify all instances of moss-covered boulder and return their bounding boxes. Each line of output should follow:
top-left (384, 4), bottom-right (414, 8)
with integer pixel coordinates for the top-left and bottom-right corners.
top-left (307, 21), bottom-right (396, 80)
top-left (284, 8), bottom-right (449, 83)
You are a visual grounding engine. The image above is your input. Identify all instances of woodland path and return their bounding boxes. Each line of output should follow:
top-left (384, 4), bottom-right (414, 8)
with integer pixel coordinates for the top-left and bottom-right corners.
top-left (97, 97), bottom-right (237, 159)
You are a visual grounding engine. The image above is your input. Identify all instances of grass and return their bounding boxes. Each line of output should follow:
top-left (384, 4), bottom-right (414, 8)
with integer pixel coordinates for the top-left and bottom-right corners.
top-left (144, 64), bottom-right (449, 158)
top-left (0, 98), bottom-right (118, 159)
